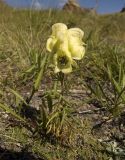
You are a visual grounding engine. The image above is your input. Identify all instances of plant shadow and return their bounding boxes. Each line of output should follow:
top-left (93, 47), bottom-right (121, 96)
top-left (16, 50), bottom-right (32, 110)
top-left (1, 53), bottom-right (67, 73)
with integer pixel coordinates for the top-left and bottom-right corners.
top-left (21, 104), bottom-right (40, 121)
top-left (0, 146), bottom-right (43, 160)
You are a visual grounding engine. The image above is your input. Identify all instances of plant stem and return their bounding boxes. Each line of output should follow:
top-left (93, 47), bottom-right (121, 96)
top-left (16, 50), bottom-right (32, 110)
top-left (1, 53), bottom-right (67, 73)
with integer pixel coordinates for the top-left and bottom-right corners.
top-left (59, 72), bottom-right (65, 95)
top-left (26, 88), bottom-right (36, 104)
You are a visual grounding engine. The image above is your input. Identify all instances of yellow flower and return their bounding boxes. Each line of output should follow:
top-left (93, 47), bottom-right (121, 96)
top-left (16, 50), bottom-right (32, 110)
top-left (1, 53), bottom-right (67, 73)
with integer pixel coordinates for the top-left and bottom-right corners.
top-left (46, 23), bottom-right (67, 52)
top-left (53, 36), bottom-right (75, 74)
top-left (53, 53), bottom-right (72, 74)
top-left (46, 23), bottom-right (85, 73)
top-left (68, 28), bottom-right (85, 60)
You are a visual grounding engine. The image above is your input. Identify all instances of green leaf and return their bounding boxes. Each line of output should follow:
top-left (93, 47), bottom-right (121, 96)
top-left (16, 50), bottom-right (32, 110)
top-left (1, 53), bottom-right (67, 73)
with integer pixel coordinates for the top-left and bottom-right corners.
top-left (9, 88), bottom-right (27, 105)
top-left (40, 105), bottom-right (47, 129)
top-left (24, 65), bottom-right (36, 74)
top-left (46, 112), bottom-right (59, 127)
top-left (113, 78), bottom-right (121, 93)
top-left (60, 109), bottom-right (66, 130)
top-left (34, 54), bottom-right (48, 91)
top-left (0, 103), bottom-right (26, 122)
top-left (46, 94), bottom-right (53, 113)
top-left (113, 78), bottom-right (125, 103)
top-left (107, 65), bottom-right (112, 80)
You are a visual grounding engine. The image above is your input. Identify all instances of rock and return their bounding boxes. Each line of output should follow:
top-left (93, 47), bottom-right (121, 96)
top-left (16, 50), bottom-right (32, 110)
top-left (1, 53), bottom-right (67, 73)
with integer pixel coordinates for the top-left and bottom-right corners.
top-left (63, 0), bottom-right (97, 15)
top-left (63, 0), bottom-right (81, 12)
top-left (121, 7), bottom-right (125, 13)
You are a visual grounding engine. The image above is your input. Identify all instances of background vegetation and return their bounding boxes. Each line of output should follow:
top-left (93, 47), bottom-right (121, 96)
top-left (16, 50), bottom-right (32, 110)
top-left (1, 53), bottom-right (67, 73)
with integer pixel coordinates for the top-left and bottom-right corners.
top-left (0, 1), bottom-right (125, 160)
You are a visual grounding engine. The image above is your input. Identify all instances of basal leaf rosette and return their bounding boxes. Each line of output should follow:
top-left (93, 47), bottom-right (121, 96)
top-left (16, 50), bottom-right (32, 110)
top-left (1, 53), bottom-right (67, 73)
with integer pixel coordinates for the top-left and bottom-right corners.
top-left (46, 23), bottom-right (85, 74)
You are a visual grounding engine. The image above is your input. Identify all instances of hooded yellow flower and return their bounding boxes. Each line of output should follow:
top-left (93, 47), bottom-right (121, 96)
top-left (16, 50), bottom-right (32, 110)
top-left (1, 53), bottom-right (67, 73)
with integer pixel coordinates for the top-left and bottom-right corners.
top-left (46, 23), bottom-right (85, 74)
